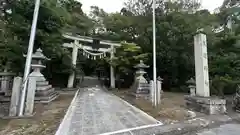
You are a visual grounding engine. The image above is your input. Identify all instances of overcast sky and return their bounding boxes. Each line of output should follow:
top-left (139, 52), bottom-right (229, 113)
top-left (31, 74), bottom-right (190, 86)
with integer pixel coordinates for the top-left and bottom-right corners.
top-left (80, 0), bottom-right (224, 13)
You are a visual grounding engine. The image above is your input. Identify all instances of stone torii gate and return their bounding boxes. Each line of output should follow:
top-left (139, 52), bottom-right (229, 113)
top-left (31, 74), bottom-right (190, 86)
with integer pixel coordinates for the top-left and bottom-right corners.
top-left (62, 33), bottom-right (121, 89)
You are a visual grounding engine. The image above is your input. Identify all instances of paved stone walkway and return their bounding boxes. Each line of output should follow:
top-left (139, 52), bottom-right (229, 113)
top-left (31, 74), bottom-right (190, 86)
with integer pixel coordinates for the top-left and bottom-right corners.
top-left (56, 85), bottom-right (159, 135)
top-left (197, 123), bottom-right (240, 135)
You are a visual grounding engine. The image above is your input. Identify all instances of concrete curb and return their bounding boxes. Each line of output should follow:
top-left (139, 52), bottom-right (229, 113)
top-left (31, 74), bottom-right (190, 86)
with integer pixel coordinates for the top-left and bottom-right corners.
top-left (55, 89), bottom-right (80, 135)
top-left (99, 113), bottom-right (240, 135)
top-left (99, 123), bottom-right (163, 135)
top-left (136, 114), bottom-right (240, 135)
top-left (119, 97), bottom-right (161, 124)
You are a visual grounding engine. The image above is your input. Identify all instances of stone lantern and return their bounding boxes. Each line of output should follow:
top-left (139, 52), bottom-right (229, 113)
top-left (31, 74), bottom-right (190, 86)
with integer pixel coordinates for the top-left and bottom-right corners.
top-left (131, 60), bottom-right (150, 99)
top-left (29, 48), bottom-right (50, 81)
top-left (186, 77), bottom-right (196, 96)
top-left (134, 60), bottom-right (149, 82)
top-left (25, 48), bottom-right (59, 103)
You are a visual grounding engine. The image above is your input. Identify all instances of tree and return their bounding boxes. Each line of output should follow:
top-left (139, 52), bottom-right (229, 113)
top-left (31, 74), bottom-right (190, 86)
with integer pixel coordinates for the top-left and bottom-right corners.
top-left (2, 0), bottom-right (240, 93)
top-left (105, 42), bottom-right (148, 87)
top-left (0, 0), bottom-right (94, 86)
top-left (109, 42), bottom-right (148, 74)
top-left (85, 0), bottom-right (205, 89)
top-left (64, 0), bottom-right (94, 36)
top-left (1, 0), bottom-right (70, 73)
top-left (95, 0), bottom-right (239, 92)
top-left (221, 0), bottom-right (240, 8)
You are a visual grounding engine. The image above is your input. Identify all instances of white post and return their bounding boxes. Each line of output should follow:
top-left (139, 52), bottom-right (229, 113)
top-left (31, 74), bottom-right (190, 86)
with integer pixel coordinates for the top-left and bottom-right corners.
top-left (152, 0), bottom-right (157, 107)
top-left (150, 80), bottom-right (155, 106)
top-left (67, 41), bottom-right (79, 88)
top-left (194, 32), bottom-right (210, 97)
top-left (110, 45), bottom-right (115, 89)
top-left (157, 80), bottom-right (162, 105)
top-left (25, 75), bottom-right (36, 116)
top-left (19, 0), bottom-right (40, 116)
top-left (9, 77), bottom-right (22, 117)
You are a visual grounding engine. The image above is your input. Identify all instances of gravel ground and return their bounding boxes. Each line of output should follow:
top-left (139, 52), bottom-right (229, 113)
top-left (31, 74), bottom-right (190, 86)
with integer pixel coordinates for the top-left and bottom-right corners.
top-left (0, 94), bottom-right (74, 135)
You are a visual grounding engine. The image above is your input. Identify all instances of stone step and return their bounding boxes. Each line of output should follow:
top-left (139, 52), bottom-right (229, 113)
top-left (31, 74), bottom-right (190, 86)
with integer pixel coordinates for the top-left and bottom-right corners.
top-left (36, 85), bottom-right (52, 91)
top-left (35, 88), bottom-right (55, 96)
top-left (36, 81), bottom-right (49, 86)
top-left (35, 91), bottom-right (59, 103)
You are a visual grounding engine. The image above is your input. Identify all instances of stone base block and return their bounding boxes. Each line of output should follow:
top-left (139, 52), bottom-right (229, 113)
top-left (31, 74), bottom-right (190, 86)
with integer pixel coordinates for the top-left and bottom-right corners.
top-left (35, 91), bottom-right (59, 103)
top-left (131, 92), bottom-right (150, 100)
top-left (35, 88), bottom-right (55, 96)
top-left (1, 90), bottom-right (59, 105)
top-left (36, 85), bottom-right (52, 91)
top-left (185, 96), bottom-right (226, 115)
top-left (37, 81), bottom-right (49, 86)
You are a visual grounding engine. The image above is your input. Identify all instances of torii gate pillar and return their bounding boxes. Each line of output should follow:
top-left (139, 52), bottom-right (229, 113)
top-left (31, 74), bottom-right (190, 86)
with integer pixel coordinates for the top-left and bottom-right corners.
top-left (110, 45), bottom-right (115, 89)
top-left (67, 41), bottom-right (79, 88)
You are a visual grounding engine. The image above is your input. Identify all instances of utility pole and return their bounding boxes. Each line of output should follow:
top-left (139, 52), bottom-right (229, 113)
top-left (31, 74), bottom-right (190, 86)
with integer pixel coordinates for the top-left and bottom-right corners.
top-left (152, 0), bottom-right (157, 107)
top-left (19, 0), bottom-right (40, 116)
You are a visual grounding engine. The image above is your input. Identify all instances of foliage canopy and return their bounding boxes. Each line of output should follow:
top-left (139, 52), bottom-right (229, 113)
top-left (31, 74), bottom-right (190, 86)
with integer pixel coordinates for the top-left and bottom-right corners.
top-left (1, 0), bottom-right (240, 93)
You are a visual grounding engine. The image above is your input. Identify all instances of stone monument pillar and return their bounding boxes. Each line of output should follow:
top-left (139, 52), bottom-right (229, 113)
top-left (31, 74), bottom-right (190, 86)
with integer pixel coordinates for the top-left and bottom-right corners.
top-left (24, 75), bottom-right (36, 116)
top-left (9, 77), bottom-right (22, 117)
top-left (185, 30), bottom-right (226, 115)
top-left (194, 31), bottom-right (210, 97)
